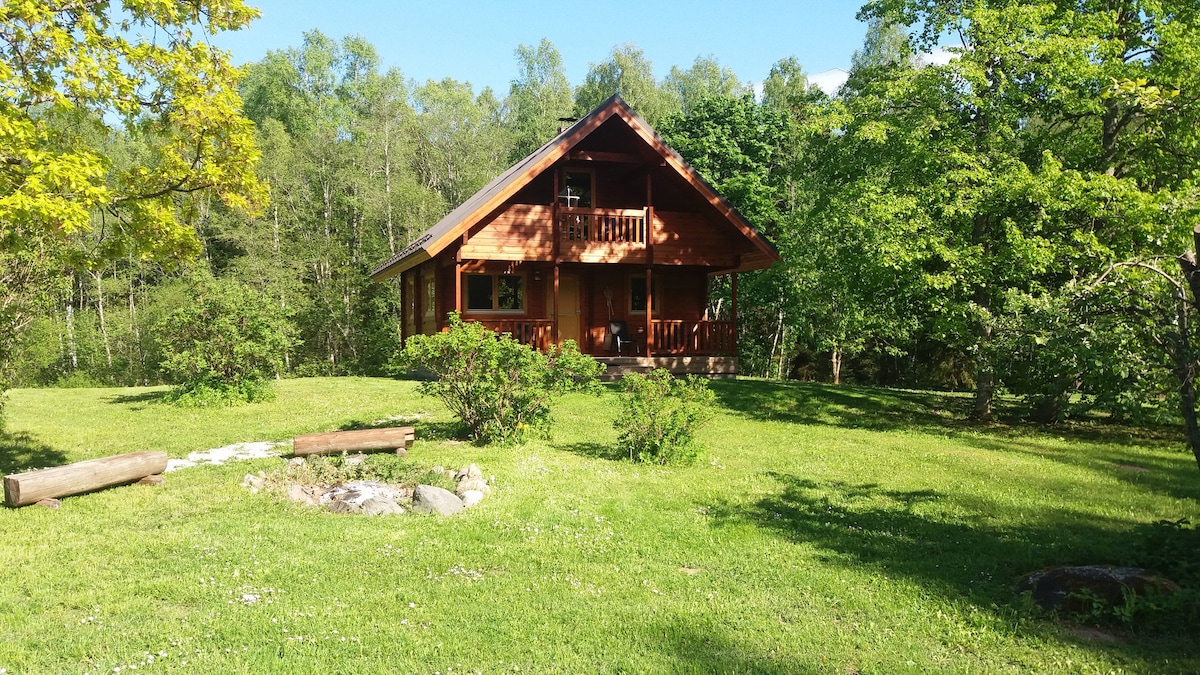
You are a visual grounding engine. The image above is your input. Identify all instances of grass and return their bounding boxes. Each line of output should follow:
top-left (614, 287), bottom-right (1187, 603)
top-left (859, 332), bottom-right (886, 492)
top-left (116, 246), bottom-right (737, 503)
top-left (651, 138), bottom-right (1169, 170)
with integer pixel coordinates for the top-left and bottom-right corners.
top-left (0, 377), bottom-right (1198, 673)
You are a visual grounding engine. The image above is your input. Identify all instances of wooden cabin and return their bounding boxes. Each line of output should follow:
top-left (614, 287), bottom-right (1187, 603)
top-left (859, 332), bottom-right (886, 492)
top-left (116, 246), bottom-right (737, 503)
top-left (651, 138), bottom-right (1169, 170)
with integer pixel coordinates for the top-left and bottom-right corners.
top-left (370, 95), bottom-right (779, 377)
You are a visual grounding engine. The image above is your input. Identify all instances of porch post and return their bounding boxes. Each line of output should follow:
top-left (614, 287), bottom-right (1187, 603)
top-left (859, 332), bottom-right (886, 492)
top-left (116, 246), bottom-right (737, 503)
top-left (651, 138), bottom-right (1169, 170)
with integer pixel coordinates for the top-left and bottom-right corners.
top-left (552, 169), bottom-right (561, 345)
top-left (731, 272), bottom-right (739, 357)
top-left (645, 268), bottom-right (653, 358)
top-left (553, 265), bottom-right (560, 345)
top-left (645, 171), bottom-right (654, 358)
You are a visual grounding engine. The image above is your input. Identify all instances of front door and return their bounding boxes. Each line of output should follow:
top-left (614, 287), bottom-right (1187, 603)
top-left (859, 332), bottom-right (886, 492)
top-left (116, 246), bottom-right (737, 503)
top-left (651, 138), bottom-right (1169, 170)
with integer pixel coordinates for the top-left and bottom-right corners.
top-left (554, 273), bottom-right (580, 345)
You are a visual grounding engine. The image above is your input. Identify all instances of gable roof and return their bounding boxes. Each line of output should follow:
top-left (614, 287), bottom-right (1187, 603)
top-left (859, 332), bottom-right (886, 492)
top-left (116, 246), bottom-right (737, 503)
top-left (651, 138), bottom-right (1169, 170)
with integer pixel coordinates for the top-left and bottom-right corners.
top-left (370, 94), bottom-right (780, 281)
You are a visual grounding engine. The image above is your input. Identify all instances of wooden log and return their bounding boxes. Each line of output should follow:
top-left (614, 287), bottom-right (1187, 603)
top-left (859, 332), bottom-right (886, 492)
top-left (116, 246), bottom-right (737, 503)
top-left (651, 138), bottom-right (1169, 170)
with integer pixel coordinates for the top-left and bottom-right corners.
top-left (4, 450), bottom-right (169, 508)
top-left (292, 427), bottom-right (416, 457)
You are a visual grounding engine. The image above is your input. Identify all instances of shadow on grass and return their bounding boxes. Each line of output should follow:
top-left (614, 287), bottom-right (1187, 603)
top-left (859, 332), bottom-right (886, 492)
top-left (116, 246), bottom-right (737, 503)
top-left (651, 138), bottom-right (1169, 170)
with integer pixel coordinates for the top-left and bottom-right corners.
top-left (710, 380), bottom-right (1200, 500)
top-left (652, 618), bottom-right (812, 674)
top-left (0, 430), bottom-right (67, 475)
top-left (706, 472), bottom-right (1200, 660)
top-left (709, 379), bottom-right (1188, 444)
top-left (557, 441), bottom-right (627, 462)
top-left (107, 390), bottom-right (170, 406)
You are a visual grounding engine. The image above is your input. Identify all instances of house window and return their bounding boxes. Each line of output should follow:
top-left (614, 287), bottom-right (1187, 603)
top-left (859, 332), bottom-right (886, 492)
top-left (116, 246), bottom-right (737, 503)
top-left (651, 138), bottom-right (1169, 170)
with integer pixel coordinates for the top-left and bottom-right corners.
top-left (630, 276), bottom-right (660, 314)
top-left (423, 275), bottom-right (436, 317)
top-left (465, 273), bottom-right (524, 312)
top-left (560, 171), bottom-right (593, 208)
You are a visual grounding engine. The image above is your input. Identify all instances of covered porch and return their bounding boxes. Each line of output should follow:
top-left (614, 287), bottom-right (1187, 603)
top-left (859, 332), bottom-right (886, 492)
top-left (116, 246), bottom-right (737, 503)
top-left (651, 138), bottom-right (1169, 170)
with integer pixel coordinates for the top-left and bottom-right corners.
top-left (453, 262), bottom-right (741, 364)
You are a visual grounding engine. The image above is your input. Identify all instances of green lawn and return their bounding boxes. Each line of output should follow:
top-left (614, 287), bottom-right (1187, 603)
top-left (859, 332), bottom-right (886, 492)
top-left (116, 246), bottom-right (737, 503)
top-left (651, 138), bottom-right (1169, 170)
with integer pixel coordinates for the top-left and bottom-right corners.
top-left (1, 377), bottom-right (1197, 673)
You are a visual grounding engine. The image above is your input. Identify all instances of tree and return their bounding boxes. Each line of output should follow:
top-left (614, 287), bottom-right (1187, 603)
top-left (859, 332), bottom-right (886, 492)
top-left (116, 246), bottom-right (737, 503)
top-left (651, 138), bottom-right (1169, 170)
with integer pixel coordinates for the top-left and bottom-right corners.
top-left (505, 39), bottom-right (574, 162)
top-left (156, 273), bottom-right (294, 404)
top-left (0, 0), bottom-right (267, 421)
top-left (0, 0), bottom-right (267, 254)
top-left (663, 56), bottom-right (749, 115)
top-left (574, 44), bottom-right (680, 124)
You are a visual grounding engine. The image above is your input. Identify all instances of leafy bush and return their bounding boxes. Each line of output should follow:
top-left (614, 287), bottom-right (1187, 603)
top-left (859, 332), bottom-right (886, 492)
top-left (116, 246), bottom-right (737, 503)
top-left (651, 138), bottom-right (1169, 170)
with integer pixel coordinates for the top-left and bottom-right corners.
top-left (156, 274), bottom-right (294, 405)
top-left (614, 369), bottom-right (716, 464)
top-left (396, 312), bottom-right (604, 443)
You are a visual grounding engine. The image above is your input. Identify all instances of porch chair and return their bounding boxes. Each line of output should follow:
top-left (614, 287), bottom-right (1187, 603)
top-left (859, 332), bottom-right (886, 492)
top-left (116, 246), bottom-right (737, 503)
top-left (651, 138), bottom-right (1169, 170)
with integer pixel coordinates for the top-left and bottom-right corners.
top-left (608, 320), bottom-right (637, 355)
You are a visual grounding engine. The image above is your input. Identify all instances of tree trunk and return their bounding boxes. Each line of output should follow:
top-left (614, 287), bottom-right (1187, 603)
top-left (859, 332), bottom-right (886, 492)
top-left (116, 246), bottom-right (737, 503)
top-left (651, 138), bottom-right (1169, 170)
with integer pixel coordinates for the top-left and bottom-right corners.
top-left (831, 347), bottom-right (842, 386)
top-left (1176, 235), bottom-right (1200, 470)
top-left (93, 269), bottom-right (113, 371)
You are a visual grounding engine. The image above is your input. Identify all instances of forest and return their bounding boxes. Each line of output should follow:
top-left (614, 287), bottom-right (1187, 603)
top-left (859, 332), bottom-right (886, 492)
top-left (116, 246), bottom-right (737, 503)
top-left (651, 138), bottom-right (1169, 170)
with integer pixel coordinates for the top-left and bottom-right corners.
top-left (3, 1), bottom-right (1200, 448)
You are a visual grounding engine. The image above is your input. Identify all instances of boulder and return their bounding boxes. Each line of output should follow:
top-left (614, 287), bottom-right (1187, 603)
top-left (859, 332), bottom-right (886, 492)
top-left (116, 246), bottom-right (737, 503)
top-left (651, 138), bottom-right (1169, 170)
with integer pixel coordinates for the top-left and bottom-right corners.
top-left (287, 484), bottom-right (322, 507)
top-left (456, 478), bottom-right (490, 496)
top-left (460, 490), bottom-right (485, 508)
top-left (327, 499), bottom-right (360, 514)
top-left (411, 484), bottom-right (464, 516)
top-left (360, 496), bottom-right (404, 516)
top-left (241, 473), bottom-right (265, 493)
top-left (1017, 565), bottom-right (1181, 612)
top-left (455, 463), bottom-right (483, 481)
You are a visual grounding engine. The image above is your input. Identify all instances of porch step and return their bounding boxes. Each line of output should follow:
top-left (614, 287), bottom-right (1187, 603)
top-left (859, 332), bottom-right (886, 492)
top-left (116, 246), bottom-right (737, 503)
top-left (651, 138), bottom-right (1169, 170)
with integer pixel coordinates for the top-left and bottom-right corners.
top-left (594, 356), bottom-right (738, 381)
top-left (596, 356), bottom-right (653, 381)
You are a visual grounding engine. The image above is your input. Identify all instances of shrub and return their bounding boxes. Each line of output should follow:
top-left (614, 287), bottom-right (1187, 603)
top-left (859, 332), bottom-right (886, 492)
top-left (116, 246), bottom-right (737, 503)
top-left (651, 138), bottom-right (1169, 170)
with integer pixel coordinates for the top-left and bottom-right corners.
top-left (156, 274), bottom-right (294, 406)
top-left (396, 312), bottom-right (604, 443)
top-left (614, 369), bottom-right (716, 464)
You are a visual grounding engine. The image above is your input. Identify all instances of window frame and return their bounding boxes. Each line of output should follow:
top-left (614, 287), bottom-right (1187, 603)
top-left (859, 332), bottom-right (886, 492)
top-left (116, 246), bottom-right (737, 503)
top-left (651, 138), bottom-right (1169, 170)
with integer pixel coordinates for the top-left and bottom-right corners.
top-left (463, 272), bottom-right (526, 315)
top-left (560, 169), bottom-right (595, 209)
top-left (629, 275), bottom-right (660, 316)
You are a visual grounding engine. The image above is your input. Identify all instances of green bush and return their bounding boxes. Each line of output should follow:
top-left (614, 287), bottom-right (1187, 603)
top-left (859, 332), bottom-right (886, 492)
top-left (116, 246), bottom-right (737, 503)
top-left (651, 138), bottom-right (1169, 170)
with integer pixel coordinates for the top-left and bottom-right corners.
top-left (156, 274), bottom-right (294, 405)
top-left (614, 369), bottom-right (716, 464)
top-left (396, 312), bottom-right (604, 443)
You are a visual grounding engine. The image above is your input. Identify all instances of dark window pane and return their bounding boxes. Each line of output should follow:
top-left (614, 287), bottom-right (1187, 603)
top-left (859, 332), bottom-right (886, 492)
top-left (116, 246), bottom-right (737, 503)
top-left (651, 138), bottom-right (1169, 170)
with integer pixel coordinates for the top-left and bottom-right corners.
top-left (564, 172), bottom-right (592, 208)
top-left (467, 275), bottom-right (493, 310)
top-left (631, 277), bottom-right (647, 312)
top-left (497, 275), bottom-right (523, 310)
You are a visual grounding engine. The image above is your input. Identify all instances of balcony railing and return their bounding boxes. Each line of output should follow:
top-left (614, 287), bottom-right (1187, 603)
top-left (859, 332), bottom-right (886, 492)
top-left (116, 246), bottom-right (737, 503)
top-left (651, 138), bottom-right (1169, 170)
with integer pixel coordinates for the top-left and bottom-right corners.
top-left (475, 319), bottom-right (554, 351)
top-left (559, 207), bottom-right (646, 244)
top-left (651, 320), bottom-right (736, 356)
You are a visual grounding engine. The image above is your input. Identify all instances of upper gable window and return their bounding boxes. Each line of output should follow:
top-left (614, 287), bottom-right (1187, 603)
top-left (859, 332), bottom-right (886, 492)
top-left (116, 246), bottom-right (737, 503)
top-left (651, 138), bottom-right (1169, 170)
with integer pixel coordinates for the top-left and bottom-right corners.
top-left (560, 171), bottom-right (593, 208)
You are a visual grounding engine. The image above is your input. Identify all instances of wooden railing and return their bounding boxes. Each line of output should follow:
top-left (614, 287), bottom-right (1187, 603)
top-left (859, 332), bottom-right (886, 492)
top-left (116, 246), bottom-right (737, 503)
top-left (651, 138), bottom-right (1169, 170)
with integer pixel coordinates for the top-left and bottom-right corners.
top-left (475, 319), bottom-right (554, 351)
top-left (560, 207), bottom-right (647, 244)
top-left (651, 320), bottom-right (736, 355)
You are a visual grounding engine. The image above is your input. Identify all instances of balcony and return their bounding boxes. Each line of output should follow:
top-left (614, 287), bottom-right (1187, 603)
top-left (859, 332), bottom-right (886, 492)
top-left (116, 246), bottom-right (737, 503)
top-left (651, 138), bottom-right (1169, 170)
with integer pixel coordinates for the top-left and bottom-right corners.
top-left (559, 207), bottom-right (646, 244)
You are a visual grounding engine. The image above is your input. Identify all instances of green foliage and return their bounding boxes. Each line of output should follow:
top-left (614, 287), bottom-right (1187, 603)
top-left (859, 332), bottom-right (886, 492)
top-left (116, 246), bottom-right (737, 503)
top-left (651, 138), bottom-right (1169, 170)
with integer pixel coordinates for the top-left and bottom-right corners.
top-left (505, 39), bottom-right (574, 162)
top-left (574, 44), bottom-right (681, 125)
top-left (397, 313), bottom-right (604, 443)
top-left (613, 369), bottom-right (716, 465)
top-left (0, 0), bottom-right (267, 254)
top-left (156, 275), bottom-right (294, 405)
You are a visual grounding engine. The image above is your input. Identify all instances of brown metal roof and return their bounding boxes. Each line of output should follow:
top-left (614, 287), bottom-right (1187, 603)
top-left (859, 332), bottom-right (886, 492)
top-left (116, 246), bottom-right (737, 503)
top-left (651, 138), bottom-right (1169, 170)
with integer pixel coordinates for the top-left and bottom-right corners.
top-left (370, 94), bottom-right (779, 281)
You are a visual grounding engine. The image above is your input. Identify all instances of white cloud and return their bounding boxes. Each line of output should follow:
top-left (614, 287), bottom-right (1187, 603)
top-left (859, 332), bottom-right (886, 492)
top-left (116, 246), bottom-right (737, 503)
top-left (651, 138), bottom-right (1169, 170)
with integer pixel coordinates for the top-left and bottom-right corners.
top-left (809, 68), bottom-right (849, 96)
top-left (917, 47), bottom-right (957, 67)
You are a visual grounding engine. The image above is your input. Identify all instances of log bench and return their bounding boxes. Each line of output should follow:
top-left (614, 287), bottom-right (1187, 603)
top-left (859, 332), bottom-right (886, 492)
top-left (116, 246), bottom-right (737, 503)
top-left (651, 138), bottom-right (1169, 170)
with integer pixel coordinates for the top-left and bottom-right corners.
top-left (4, 450), bottom-right (168, 507)
top-left (292, 426), bottom-right (415, 457)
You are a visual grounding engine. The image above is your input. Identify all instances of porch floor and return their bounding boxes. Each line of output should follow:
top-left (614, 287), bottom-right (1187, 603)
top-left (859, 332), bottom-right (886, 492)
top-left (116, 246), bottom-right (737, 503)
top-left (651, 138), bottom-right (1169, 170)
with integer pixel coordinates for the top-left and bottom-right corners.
top-left (594, 356), bottom-right (738, 381)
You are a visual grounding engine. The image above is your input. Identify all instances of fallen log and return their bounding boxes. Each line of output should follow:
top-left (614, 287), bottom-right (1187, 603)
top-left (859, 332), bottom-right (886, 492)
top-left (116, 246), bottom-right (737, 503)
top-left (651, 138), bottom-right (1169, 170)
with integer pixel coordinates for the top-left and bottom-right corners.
top-left (292, 426), bottom-right (415, 457)
top-left (4, 450), bottom-right (169, 507)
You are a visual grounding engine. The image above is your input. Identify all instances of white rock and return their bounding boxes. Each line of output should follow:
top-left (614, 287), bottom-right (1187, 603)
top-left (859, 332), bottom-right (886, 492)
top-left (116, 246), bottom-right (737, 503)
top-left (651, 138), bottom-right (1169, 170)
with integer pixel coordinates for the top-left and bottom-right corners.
top-left (461, 490), bottom-right (485, 508)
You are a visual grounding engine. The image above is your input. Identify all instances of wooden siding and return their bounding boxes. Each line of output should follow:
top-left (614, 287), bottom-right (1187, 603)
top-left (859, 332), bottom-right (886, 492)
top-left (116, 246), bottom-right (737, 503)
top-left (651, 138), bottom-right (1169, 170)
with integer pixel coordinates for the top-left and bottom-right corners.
top-left (460, 204), bottom-right (554, 261)
top-left (653, 211), bottom-right (742, 268)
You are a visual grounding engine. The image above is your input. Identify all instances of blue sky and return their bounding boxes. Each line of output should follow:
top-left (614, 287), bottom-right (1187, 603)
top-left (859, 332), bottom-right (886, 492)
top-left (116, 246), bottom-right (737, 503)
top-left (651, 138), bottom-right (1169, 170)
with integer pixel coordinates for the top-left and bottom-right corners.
top-left (206, 0), bottom-right (870, 95)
